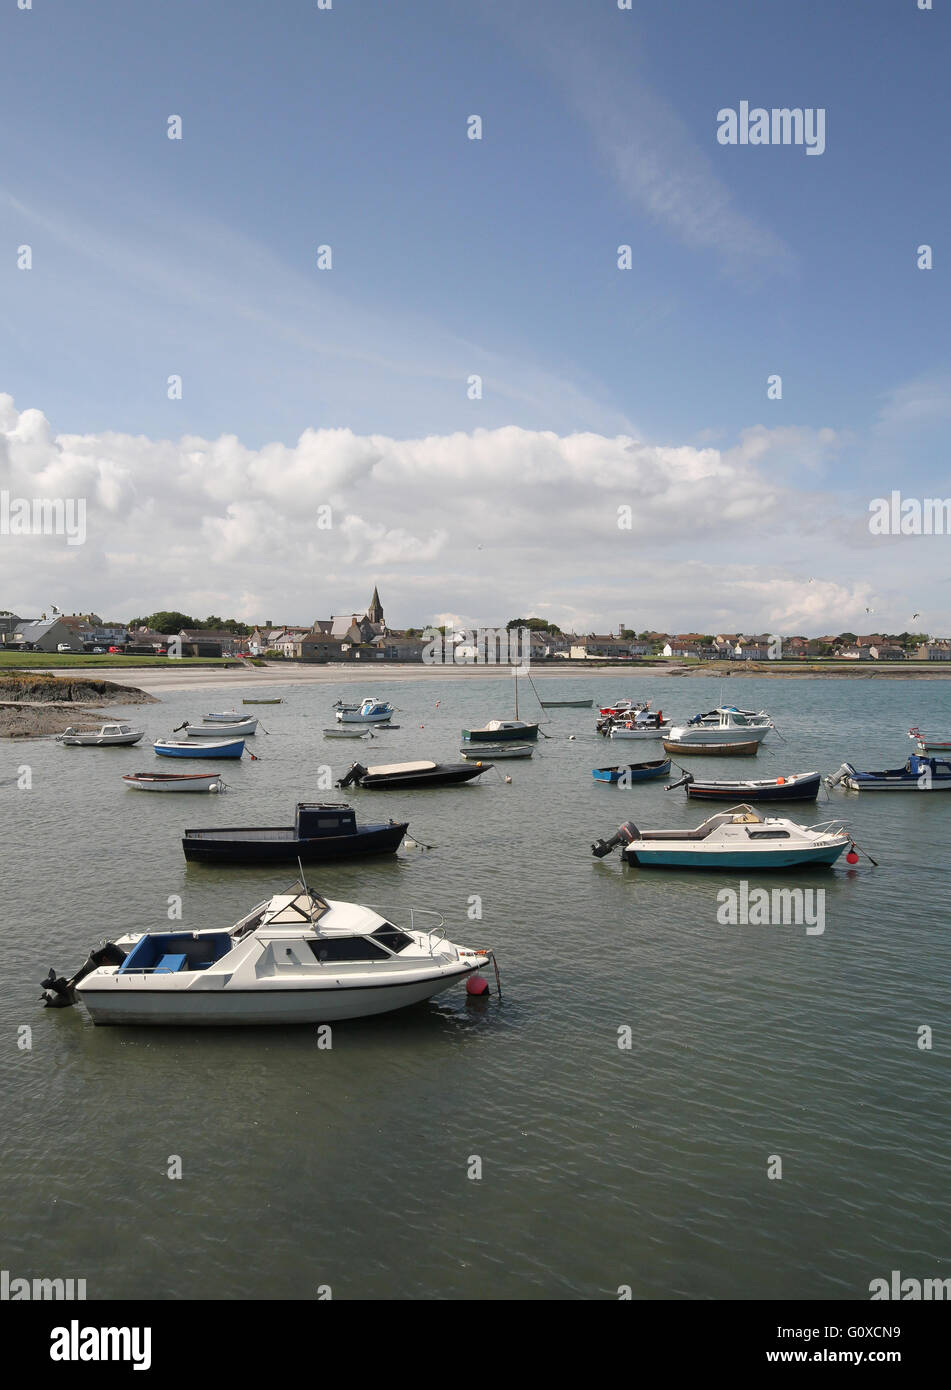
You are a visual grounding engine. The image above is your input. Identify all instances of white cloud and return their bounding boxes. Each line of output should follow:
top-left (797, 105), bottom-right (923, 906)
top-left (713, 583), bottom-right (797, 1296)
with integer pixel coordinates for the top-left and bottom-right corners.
top-left (0, 394), bottom-right (946, 634)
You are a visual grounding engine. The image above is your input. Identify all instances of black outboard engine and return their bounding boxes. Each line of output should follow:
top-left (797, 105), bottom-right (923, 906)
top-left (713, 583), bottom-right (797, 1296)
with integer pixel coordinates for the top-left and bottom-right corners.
top-left (665, 771), bottom-right (694, 791)
top-left (591, 821), bottom-right (640, 857)
top-left (40, 942), bottom-right (127, 1008)
top-left (336, 762), bottom-right (367, 789)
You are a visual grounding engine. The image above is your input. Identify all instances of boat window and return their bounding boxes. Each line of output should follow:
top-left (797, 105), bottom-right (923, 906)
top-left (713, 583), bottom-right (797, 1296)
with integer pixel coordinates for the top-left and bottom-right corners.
top-left (745, 829), bottom-right (791, 839)
top-left (307, 937), bottom-right (390, 963)
top-left (371, 924), bottom-right (414, 953)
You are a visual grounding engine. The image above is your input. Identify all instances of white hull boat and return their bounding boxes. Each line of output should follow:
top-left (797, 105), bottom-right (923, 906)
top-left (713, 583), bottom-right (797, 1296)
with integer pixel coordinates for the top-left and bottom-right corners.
top-left (323, 727), bottom-right (372, 738)
top-left (57, 723), bottom-right (145, 747)
top-left (41, 883), bottom-right (497, 1026)
top-left (177, 717), bottom-right (257, 737)
top-left (666, 706), bottom-right (773, 746)
top-left (592, 805), bottom-right (851, 869)
top-left (607, 721), bottom-right (672, 741)
top-left (203, 711), bottom-right (243, 723)
top-left (459, 743), bottom-right (534, 759)
top-left (336, 698), bottom-right (395, 724)
top-left (123, 772), bottom-right (225, 792)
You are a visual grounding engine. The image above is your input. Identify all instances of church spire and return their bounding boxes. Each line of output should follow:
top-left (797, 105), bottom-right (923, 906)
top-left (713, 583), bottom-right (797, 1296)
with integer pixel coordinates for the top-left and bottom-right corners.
top-left (367, 586), bottom-right (383, 624)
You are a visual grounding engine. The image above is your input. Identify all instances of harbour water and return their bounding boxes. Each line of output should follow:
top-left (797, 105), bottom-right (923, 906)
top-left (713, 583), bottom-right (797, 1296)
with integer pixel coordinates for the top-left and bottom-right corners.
top-left (2, 674), bottom-right (950, 1300)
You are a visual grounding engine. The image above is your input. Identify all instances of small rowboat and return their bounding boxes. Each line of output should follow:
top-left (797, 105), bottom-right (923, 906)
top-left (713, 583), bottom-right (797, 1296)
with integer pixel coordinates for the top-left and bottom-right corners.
top-left (662, 739), bottom-right (759, 757)
top-left (154, 738), bottom-right (245, 759)
top-left (592, 758), bottom-right (671, 784)
top-left (176, 717), bottom-right (257, 737)
top-left (243, 698), bottom-right (283, 705)
top-left (323, 727), bottom-right (372, 739)
top-left (459, 743), bottom-right (534, 760)
top-left (123, 772), bottom-right (225, 792)
top-left (539, 698), bottom-right (593, 709)
top-left (666, 770), bottom-right (821, 802)
top-left (203, 711), bottom-right (243, 722)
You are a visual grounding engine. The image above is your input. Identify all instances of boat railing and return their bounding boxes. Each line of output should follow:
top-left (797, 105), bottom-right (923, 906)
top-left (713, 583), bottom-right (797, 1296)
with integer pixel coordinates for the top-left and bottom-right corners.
top-left (361, 903), bottom-right (448, 947)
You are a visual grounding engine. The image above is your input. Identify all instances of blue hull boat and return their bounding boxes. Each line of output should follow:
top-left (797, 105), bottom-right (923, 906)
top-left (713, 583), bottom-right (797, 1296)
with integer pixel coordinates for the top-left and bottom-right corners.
top-left (592, 806), bottom-right (852, 870)
top-left (155, 738), bottom-right (245, 759)
top-left (592, 758), bottom-right (671, 784)
top-left (828, 755), bottom-right (951, 792)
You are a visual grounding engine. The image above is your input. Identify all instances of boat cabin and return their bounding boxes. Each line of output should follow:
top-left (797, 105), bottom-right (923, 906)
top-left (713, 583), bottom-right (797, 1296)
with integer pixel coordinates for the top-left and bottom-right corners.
top-left (295, 803), bottom-right (358, 838)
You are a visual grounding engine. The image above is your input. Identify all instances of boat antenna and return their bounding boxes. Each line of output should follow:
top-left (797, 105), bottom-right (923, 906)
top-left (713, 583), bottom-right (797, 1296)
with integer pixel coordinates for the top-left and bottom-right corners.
top-left (296, 855), bottom-right (312, 900)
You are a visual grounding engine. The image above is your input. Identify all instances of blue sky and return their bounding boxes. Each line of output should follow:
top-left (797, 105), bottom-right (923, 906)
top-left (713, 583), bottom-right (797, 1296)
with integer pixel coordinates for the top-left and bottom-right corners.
top-left (1, 0), bottom-right (949, 633)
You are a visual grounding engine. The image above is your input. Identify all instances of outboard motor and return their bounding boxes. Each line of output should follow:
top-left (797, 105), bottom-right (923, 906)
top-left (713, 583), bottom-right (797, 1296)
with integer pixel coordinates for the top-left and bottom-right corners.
top-left (825, 763), bottom-right (853, 788)
top-left (336, 762), bottom-right (367, 789)
top-left (665, 771), bottom-right (693, 791)
top-left (591, 821), bottom-right (640, 858)
top-left (40, 942), bottom-right (127, 1008)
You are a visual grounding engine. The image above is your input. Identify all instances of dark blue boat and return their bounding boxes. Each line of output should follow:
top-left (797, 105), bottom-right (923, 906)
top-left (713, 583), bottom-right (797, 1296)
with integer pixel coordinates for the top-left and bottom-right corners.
top-left (182, 802), bottom-right (408, 863)
top-left (592, 757), bottom-right (671, 784)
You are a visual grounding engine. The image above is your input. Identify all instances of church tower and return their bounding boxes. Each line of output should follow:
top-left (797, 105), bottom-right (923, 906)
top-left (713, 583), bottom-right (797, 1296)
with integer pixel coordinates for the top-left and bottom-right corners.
top-left (367, 586), bottom-right (384, 625)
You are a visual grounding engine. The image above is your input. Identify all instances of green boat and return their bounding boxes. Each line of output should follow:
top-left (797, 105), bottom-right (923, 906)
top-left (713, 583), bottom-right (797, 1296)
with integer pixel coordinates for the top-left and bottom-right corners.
top-left (539, 698), bottom-right (592, 708)
top-left (242, 698), bottom-right (283, 705)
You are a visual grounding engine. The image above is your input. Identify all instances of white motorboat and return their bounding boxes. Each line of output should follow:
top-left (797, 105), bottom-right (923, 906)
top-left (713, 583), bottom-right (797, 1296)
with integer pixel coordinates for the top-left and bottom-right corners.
top-left (336, 698), bottom-right (395, 724)
top-left (604, 712), bottom-right (672, 740)
top-left (122, 772), bottom-right (225, 792)
top-left (592, 805), bottom-right (851, 869)
top-left (665, 706), bottom-right (773, 746)
top-left (176, 717), bottom-right (258, 737)
top-left (40, 882), bottom-right (497, 1026)
top-left (203, 711), bottom-right (243, 722)
top-left (56, 723), bottom-right (145, 747)
top-left (323, 727), bottom-right (372, 739)
top-left (459, 743), bottom-right (534, 759)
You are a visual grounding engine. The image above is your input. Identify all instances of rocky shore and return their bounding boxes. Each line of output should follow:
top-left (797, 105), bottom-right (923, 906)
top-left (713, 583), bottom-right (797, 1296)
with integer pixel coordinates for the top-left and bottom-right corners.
top-left (0, 674), bottom-right (156, 739)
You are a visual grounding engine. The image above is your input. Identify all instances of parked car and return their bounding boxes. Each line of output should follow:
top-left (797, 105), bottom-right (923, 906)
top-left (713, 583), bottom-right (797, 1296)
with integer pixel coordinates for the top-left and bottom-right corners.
top-left (56, 643), bottom-right (75, 653)
top-left (92, 646), bottom-right (105, 653)
top-left (108, 646), bottom-right (123, 654)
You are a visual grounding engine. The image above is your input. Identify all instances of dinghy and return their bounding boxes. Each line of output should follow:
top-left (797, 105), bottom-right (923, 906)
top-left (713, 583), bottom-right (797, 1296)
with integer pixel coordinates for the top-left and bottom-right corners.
top-left (203, 710), bottom-right (243, 722)
top-left (40, 880), bottom-right (496, 1026)
top-left (337, 760), bottom-right (490, 789)
top-left (123, 772), bottom-right (225, 792)
top-left (323, 727), bottom-right (371, 738)
top-left (154, 737), bottom-right (245, 759)
top-left (539, 698), bottom-right (593, 708)
top-left (176, 716), bottom-right (257, 737)
top-left (666, 770), bottom-right (821, 802)
top-left (182, 801), bottom-right (407, 863)
top-left (459, 743), bottom-right (534, 760)
top-left (827, 755), bottom-right (951, 792)
top-left (592, 806), bottom-right (851, 869)
top-left (592, 757), bottom-right (671, 784)
top-left (243, 698), bottom-right (283, 705)
top-left (56, 723), bottom-right (145, 747)
top-left (663, 737), bottom-right (759, 756)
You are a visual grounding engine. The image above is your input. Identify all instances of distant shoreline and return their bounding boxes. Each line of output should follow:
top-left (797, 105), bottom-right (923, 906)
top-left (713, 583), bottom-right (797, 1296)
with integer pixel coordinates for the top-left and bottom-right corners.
top-left (25, 659), bottom-right (951, 698)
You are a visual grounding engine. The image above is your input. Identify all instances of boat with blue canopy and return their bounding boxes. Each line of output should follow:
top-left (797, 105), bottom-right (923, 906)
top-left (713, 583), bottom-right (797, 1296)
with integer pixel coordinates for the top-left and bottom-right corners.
top-left (827, 754), bottom-right (951, 792)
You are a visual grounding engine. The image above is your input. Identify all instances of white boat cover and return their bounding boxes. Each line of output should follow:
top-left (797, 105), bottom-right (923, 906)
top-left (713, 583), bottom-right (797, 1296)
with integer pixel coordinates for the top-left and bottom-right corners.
top-left (366, 760), bottom-right (436, 775)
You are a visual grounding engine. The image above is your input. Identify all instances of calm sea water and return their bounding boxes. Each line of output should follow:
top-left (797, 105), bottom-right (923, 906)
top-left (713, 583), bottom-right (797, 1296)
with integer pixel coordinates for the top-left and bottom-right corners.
top-left (2, 674), bottom-right (950, 1300)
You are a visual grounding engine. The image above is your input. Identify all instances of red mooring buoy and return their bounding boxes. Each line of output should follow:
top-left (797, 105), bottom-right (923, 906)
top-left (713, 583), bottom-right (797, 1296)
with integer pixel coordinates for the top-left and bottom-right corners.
top-left (466, 975), bottom-right (489, 996)
top-left (846, 849), bottom-right (860, 865)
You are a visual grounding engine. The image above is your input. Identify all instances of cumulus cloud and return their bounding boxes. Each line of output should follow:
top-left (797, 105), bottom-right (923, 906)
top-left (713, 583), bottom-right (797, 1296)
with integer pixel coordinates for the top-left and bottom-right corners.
top-left (0, 394), bottom-right (944, 634)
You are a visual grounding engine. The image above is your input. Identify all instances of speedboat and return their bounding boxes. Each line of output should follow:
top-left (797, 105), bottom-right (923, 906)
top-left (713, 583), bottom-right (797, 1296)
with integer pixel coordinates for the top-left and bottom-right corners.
top-left (665, 707), bottom-right (773, 745)
top-left (592, 757), bottom-right (671, 784)
top-left (462, 719), bottom-right (539, 742)
top-left (56, 723), bottom-right (145, 747)
top-left (598, 699), bottom-right (648, 717)
top-left (122, 772), bottom-right (225, 792)
top-left (176, 717), bottom-right (257, 737)
top-left (154, 737), bottom-right (245, 759)
top-left (337, 759), bottom-right (490, 789)
top-left (908, 727), bottom-right (951, 754)
top-left (182, 801), bottom-right (407, 863)
top-left (666, 770), bottom-right (821, 802)
top-left (40, 881), bottom-right (496, 1026)
top-left (591, 805), bottom-right (851, 869)
top-left (335, 698), bottom-right (395, 724)
top-left (459, 743), bottom-right (534, 760)
top-left (827, 755), bottom-right (951, 792)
